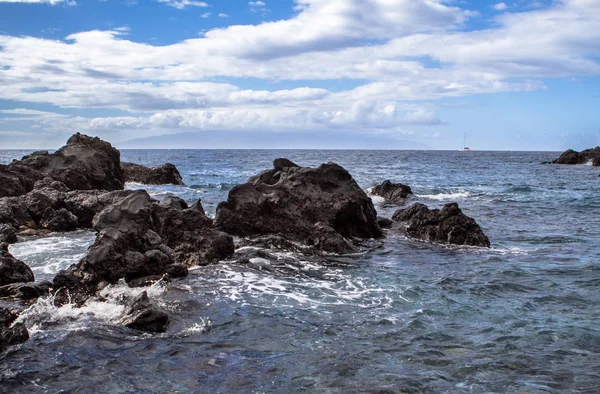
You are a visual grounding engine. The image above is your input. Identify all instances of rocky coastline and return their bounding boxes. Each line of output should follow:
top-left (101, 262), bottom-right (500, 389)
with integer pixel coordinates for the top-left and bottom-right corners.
top-left (0, 134), bottom-right (491, 351)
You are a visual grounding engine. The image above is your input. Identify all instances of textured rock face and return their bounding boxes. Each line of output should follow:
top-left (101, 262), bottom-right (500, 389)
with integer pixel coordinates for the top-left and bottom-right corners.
top-left (0, 164), bottom-right (43, 198)
top-left (122, 162), bottom-right (184, 185)
top-left (15, 133), bottom-right (124, 192)
top-left (0, 305), bottom-right (29, 352)
top-left (121, 291), bottom-right (169, 333)
top-left (551, 147), bottom-right (600, 166)
top-left (372, 180), bottom-right (413, 203)
top-left (53, 191), bottom-right (180, 292)
top-left (392, 203), bottom-right (490, 247)
top-left (0, 224), bottom-right (17, 244)
top-left (215, 159), bottom-right (382, 253)
top-left (0, 243), bottom-right (34, 287)
top-left (152, 197), bottom-right (234, 266)
top-left (0, 178), bottom-right (136, 234)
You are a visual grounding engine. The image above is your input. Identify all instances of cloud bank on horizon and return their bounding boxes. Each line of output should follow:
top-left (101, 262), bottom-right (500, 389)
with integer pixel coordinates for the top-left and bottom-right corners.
top-left (0, 0), bottom-right (599, 149)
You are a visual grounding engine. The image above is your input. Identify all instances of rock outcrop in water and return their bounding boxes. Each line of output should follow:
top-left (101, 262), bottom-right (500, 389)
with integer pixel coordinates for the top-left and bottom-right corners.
top-left (0, 243), bottom-right (34, 286)
top-left (121, 291), bottom-right (169, 333)
top-left (549, 147), bottom-right (600, 166)
top-left (392, 202), bottom-right (490, 247)
top-left (52, 191), bottom-right (233, 296)
top-left (371, 180), bottom-right (413, 204)
top-left (0, 177), bottom-right (136, 235)
top-left (121, 162), bottom-right (184, 185)
top-left (2, 133), bottom-right (124, 197)
top-left (0, 305), bottom-right (29, 352)
top-left (215, 159), bottom-right (382, 254)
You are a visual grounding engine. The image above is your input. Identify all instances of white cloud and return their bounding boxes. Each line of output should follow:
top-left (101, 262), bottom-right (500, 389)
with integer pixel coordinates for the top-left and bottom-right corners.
top-left (492, 2), bottom-right (508, 11)
top-left (0, 0), bottom-right (599, 144)
top-left (156, 0), bottom-right (208, 10)
top-left (218, 13), bottom-right (229, 17)
top-left (200, 12), bottom-right (211, 18)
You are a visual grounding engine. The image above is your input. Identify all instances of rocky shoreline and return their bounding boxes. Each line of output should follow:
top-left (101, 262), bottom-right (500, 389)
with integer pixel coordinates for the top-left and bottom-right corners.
top-left (0, 134), bottom-right (491, 350)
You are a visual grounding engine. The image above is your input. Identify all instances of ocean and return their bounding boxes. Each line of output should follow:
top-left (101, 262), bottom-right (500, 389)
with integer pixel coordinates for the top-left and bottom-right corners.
top-left (1, 149), bottom-right (599, 393)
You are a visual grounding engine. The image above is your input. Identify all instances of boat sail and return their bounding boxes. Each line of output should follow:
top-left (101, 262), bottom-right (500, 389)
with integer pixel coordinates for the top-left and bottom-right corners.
top-left (462, 133), bottom-right (472, 152)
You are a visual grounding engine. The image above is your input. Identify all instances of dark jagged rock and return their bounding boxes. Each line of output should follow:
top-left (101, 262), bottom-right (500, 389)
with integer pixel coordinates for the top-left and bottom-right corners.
top-left (372, 180), bottom-right (413, 203)
top-left (0, 281), bottom-right (52, 300)
top-left (0, 243), bottom-right (34, 286)
top-left (215, 159), bottom-right (382, 254)
top-left (273, 158), bottom-right (299, 171)
top-left (159, 195), bottom-right (188, 210)
top-left (121, 291), bottom-right (169, 333)
top-left (0, 224), bottom-right (17, 244)
top-left (0, 305), bottom-right (29, 352)
top-left (0, 164), bottom-right (43, 198)
top-left (377, 217), bottom-right (393, 229)
top-left (52, 191), bottom-right (197, 295)
top-left (392, 203), bottom-right (490, 247)
top-left (152, 198), bottom-right (234, 266)
top-left (550, 147), bottom-right (600, 166)
top-left (7, 133), bottom-right (124, 194)
top-left (121, 162), bottom-right (183, 185)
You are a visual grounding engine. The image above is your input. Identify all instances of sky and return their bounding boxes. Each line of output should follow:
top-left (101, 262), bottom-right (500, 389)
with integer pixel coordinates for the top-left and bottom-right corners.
top-left (0, 0), bottom-right (599, 150)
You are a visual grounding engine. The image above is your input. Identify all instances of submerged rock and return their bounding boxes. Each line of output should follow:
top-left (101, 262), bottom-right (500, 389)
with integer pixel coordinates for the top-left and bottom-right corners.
top-left (372, 180), bottom-right (413, 204)
top-left (0, 305), bottom-right (29, 352)
top-left (0, 243), bottom-right (34, 286)
top-left (122, 162), bottom-right (184, 185)
top-left (215, 159), bottom-right (382, 254)
top-left (549, 147), bottom-right (600, 166)
top-left (121, 291), bottom-right (169, 333)
top-left (392, 202), bottom-right (490, 247)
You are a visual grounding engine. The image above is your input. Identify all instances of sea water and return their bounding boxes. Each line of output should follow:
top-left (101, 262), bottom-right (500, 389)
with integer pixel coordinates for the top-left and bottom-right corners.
top-left (1, 150), bottom-right (599, 393)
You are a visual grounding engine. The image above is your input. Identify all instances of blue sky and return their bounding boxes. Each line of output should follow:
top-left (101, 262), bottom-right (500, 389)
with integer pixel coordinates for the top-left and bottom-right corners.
top-left (0, 0), bottom-right (598, 150)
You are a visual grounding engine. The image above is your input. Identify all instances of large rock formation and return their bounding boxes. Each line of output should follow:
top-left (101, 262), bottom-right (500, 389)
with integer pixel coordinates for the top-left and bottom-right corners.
top-left (371, 180), bottom-right (413, 204)
top-left (122, 162), bottom-right (184, 185)
top-left (4, 133), bottom-right (124, 197)
top-left (52, 191), bottom-right (234, 295)
top-left (215, 159), bottom-right (382, 254)
top-left (392, 202), bottom-right (490, 247)
top-left (0, 243), bottom-right (34, 287)
top-left (0, 178), bottom-right (137, 235)
top-left (550, 147), bottom-right (600, 166)
top-left (152, 197), bottom-right (234, 266)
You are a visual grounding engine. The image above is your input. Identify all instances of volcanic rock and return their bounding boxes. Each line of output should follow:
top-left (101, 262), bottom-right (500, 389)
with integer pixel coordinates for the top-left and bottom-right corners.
top-left (152, 197), bottom-right (234, 266)
top-left (0, 224), bottom-right (17, 244)
top-left (392, 202), bottom-right (490, 247)
top-left (550, 147), bottom-right (600, 166)
top-left (372, 180), bottom-right (413, 204)
top-left (215, 159), bottom-right (382, 254)
top-left (0, 243), bottom-right (34, 287)
top-left (122, 162), bottom-right (183, 185)
top-left (0, 305), bottom-right (29, 352)
top-left (121, 291), bottom-right (169, 333)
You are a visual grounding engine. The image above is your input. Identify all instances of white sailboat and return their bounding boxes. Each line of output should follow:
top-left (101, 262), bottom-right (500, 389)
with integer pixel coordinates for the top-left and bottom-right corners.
top-left (461, 133), bottom-right (472, 152)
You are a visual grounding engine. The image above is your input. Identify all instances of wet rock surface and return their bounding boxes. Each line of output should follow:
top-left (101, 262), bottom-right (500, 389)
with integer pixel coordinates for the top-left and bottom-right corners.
top-left (372, 180), bottom-right (413, 203)
top-left (549, 147), bottom-right (600, 166)
top-left (0, 305), bottom-right (29, 352)
top-left (122, 162), bottom-right (184, 185)
top-left (0, 243), bottom-right (35, 287)
top-left (392, 202), bottom-right (490, 247)
top-left (121, 291), bottom-right (169, 333)
top-left (215, 159), bottom-right (382, 254)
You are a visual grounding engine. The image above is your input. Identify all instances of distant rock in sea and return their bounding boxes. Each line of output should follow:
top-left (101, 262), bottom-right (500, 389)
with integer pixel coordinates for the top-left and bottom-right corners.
top-left (371, 180), bottom-right (413, 204)
top-left (548, 147), bottom-right (600, 166)
top-left (391, 202), bottom-right (490, 248)
top-left (121, 162), bottom-right (184, 185)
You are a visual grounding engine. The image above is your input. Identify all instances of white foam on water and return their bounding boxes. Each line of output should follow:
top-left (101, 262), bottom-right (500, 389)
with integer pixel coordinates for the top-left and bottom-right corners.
top-left (180, 319), bottom-right (212, 336)
top-left (14, 279), bottom-right (168, 336)
top-left (9, 231), bottom-right (96, 275)
top-left (365, 187), bottom-right (386, 205)
top-left (418, 190), bottom-right (472, 200)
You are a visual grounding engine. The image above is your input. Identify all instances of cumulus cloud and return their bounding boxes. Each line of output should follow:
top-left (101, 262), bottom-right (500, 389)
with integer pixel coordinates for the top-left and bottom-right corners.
top-left (0, 0), bottom-right (599, 145)
top-left (492, 2), bottom-right (508, 11)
